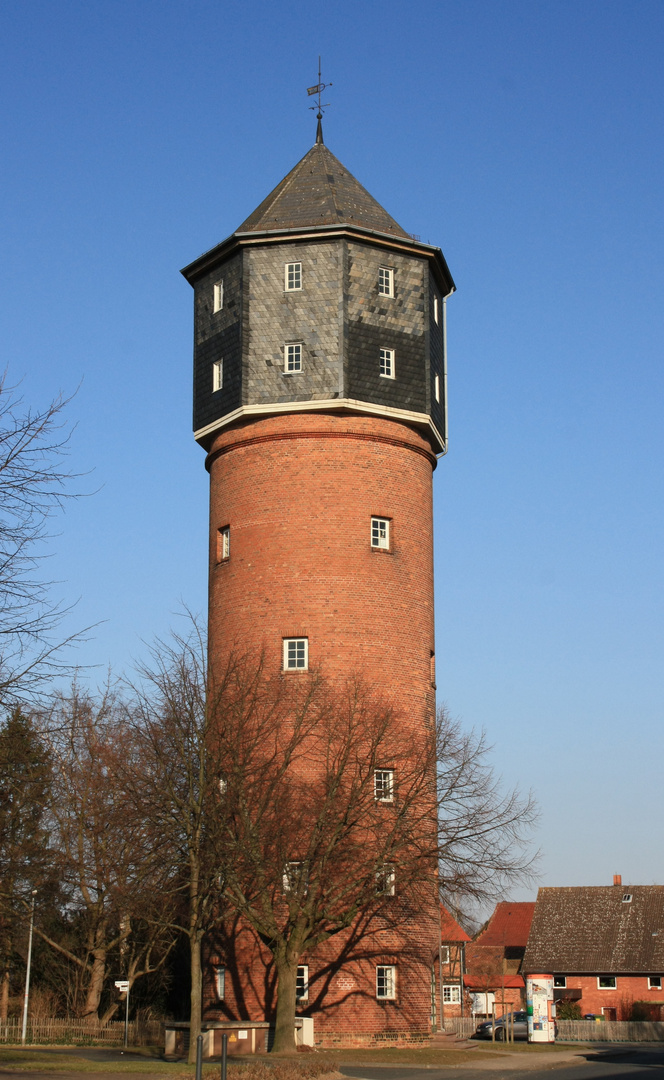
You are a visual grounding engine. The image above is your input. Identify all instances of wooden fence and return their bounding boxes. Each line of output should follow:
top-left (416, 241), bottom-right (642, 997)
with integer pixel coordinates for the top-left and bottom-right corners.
top-left (556, 1020), bottom-right (664, 1042)
top-left (444, 1018), bottom-right (664, 1042)
top-left (0, 1018), bottom-right (162, 1046)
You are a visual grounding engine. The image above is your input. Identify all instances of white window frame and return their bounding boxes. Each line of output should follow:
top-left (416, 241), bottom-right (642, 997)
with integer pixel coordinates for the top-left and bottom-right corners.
top-left (442, 984), bottom-right (461, 1004)
top-left (434, 373), bottom-right (440, 402)
top-left (378, 267), bottom-right (394, 298)
top-left (285, 262), bottom-right (302, 291)
top-left (376, 865), bottom-right (396, 896)
top-left (376, 965), bottom-right (396, 1000)
top-left (371, 517), bottom-right (390, 550)
top-left (213, 281), bottom-right (224, 313)
top-left (296, 965), bottom-right (309, 1002)
top-left (648, 976), bottom-right (662, 989)
top-left (553, 976), bottom-right (567, 988)
top-left (379, 348), bottom-right (395, 379)
top-left (212, 358), bottom-right (223, 392)
top-left (622, 893), bottom-right (633, 903)
top-left (597, 976), bottom-right (617, 990)
top-left (283, 637), bottom-right (308, 670)
top-left (440, 946), bottom-right (450, 965)
top-left (284, 343), bottom-right (302, 373)
top-left (282, 861), bottom-right (307, 895)
top-left (217, 526), bottom-right (230, 561)
top-left (215, 965), bottom-right (225, 999)
top-left (374, 768), bottom-right (394, 803)
top-left (433, 295), bottom-right (439, 324)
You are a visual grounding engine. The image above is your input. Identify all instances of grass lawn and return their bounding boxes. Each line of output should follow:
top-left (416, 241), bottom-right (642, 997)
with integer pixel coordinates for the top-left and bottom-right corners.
top-left (0, 1041), bottom-right (593, 1076)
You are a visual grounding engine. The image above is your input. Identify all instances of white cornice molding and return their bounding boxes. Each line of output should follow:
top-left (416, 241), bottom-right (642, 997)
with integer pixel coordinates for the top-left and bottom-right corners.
top-left (194, 399), bottom-right (446, 456)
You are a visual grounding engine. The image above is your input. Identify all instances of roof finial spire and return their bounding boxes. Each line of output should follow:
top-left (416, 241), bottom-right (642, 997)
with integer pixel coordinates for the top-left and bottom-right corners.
top-left (307, 55), bottom-right (332, 145)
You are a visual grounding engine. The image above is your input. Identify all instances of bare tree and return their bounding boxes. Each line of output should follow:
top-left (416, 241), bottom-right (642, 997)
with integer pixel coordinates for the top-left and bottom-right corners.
top-left (126, 623), bottom-right (229, 1063)
top-left (209, 664), bottom-right (439, 1054)
top-left (0, 708), bottom-right (52, 1019)
top-left (435, 707), bottom-right (538, 906)
top-left (0, 375), bottom-right (85, 705)
top-left (37, 686), bottom-right (174, 1021)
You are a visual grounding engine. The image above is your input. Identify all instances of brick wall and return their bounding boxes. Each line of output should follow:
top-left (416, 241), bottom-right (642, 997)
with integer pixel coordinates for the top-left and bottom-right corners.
top-left (554, 975), bottom-right (664, 1019)
top-left (204, 410), bottom-right (439, 1042)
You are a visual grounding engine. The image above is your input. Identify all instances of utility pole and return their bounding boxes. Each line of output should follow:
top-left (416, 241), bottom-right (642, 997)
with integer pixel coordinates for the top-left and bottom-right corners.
top-left (21, 891), bottom-right (37, 1046)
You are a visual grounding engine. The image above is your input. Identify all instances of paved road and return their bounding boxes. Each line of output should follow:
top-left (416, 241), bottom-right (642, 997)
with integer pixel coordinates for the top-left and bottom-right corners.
top-left (338, 1046), bottom-right (664, 1080)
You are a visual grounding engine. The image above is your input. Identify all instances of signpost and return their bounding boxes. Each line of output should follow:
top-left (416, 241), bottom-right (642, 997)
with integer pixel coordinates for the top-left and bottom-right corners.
top-left (114, 980), bottom-right (130, 1048)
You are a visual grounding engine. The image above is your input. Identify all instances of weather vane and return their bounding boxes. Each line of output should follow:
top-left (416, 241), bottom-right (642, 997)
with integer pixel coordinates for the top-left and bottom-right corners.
top-left (307, 56), bottom-right (332, 122)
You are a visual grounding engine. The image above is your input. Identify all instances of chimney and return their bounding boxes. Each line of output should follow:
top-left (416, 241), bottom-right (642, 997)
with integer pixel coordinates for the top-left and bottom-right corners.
top-left (613, 874), bottom-right (622, 886)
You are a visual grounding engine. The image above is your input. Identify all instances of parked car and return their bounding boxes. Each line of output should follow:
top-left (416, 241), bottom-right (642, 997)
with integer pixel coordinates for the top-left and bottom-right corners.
top-left (474, 1011), bottom-right (529, 1041)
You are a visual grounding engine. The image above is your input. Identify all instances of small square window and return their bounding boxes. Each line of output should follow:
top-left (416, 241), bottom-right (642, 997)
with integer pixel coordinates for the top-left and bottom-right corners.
top-left (378, 267), bottom-right (394, 297)
top-left (371, 517), bottom-right (390, 549)
top-left (285, 262), bottom-right (302, 291)
top-left (648, 976), bottom-right (662, 989)
top-left (215, 965), bottom-right (225, 999)
top-left (622, 893), bottom-right (633, 903)
top-left (217, 526), bottom-right (230, 561)
top-left (433, 295), bottom-right (439, 324)
top-left (379, 348), bottom-right (395, 379)
top-left (296, 965), bottom-right (309, 1002)
top-left (443, 984), bottom-right (461, 1004)
top-left (376, 865), bottom-right (396, 896)
top-left (212, 359), bottom-right (223, 392)
top-left (283, 638), bottom-right (308, 670)
top-left (598, 976), bottom-right (617, 989)
top-left (285, 343), bottom-right (302, 373)
top-left (554, 976), bottom-right (567, 988)
top-left (283, 861), bottom-right (307, 894)
top-left (374, 768), bottom-right (394, 802)
top-left (434, 374), bottom-right (440, 402)
top-left (213, 282), bottom-right (224, 312)
top-left (376, 965), bottom-right (396, 999)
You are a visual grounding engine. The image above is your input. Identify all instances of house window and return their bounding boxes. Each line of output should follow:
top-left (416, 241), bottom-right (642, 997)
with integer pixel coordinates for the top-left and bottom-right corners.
top-left (598, 976), bottom-right (617, 989)
top-left (440, 946), bottom-right (450, 965)
top-left (622, 893), bottom-right (633, 903)
top-left (215, 965), bottom-right (225, 999)
top-left (283, 638), bottom-right (308, 670)
top-left (379, 348), bottom-right (395, 379)
top-left (554, 976), bottom-right (567, 988)
top-left (374, 768), bottom-right (394, 802)
top-left (371, 517), bottom-right (390, 549)
top-left (217, 526), bottom-right (230, 562)
top-left (435, 374), bottom-right (440, 402)
top-left (296, 965), bottom-right (309, 1002)
top-left (433, 296), bottom-right (439, 324)
top-left (378, 267), bottom-right (394, 297)
top-left (285, 262), bottom-right (302, 291)
top-left (376, 965), bottom-right (396, 999)
top-left (376, 865), bottom-right (395, 896)
top-left (648, 977), bottom-right (662, 989)
top-left (285, 343), bottom-right (302, 373)
top-left (213, 281), bottom-right (224, 312)
top-left (212, 359), bottom-right (223, 392)
top-left (443, 984), bottom-right (461, 1004)
top-left (282, 861), bottom-right (306, 894)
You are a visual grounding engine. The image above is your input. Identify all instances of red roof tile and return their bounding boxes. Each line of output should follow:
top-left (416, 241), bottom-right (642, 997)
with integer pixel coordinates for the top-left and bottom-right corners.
top-left (464, 974), bottom-right (525, 990)
top-left (476, 902), bottom-right (536, 947)
top-left (441, 905), bottom-right (471, 942)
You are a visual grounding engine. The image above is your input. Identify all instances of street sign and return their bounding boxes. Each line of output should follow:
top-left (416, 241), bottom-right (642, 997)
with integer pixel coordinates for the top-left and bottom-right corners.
top-left (114, 980), bottom-right (129, 992)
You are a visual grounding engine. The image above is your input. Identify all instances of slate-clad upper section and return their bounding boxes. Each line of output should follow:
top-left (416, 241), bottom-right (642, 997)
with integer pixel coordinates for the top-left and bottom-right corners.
top-left (522, 886), bottom-right (664, 974)
top-left (238, 142), bottom-right (410, 238)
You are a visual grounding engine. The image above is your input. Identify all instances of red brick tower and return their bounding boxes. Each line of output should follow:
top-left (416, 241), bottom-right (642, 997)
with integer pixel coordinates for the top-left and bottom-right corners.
top-left (182, 125), bottom-right (455, 1045)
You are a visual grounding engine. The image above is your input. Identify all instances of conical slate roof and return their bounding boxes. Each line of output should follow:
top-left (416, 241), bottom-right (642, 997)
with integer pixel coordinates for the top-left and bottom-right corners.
top-left (237, 140), bottom-right (409, 239)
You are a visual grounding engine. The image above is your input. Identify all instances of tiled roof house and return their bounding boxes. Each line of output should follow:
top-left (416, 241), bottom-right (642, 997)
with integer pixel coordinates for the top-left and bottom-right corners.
top-left (522, 880), bottom-right (664, 1020)
top-left (439, 906), bottom-right (471, 1017)
top-left (464, 902), bottom-right (536, 1016)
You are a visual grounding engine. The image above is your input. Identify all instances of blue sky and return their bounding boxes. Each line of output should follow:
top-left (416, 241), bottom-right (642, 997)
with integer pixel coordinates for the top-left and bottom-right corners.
top-left (1, 1), bottom-right (662, 898)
